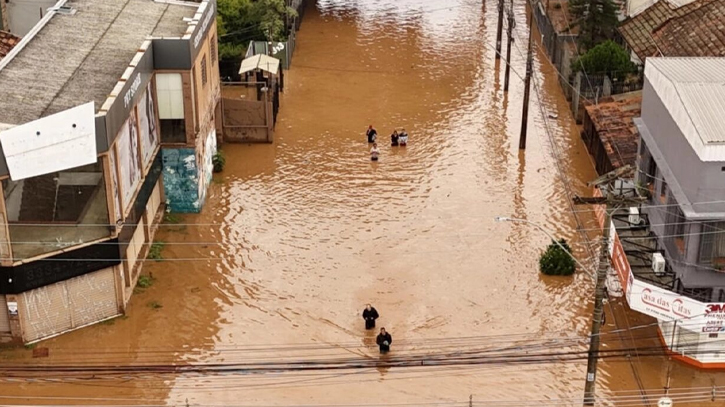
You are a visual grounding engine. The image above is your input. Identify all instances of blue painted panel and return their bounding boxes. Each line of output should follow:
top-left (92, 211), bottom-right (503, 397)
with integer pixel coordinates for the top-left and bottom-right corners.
top-left (162, 148), bottom-right (201, 213)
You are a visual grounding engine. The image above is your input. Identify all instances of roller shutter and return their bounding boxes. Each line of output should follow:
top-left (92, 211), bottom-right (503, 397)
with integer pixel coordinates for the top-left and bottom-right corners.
top-left (19, 267), bottom-right (120, 343)
top-left (66, 268), bottom-right (119, 328)
top-left (20, 283), bottom-right (71, 342)
top-left (0, 295), bottom-right (10, 333)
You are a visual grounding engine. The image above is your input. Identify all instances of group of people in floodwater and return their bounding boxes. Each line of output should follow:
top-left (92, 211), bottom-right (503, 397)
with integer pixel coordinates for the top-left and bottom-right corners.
top-left (366, 125), bottom-right (408, 161)
top-left (362, 304), bottom-right (392, 353)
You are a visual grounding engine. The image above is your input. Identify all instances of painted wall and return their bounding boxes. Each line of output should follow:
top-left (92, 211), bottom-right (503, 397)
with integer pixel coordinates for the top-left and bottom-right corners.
top-left (641, 79), bottom-right (725, 216)
top-left (162, 148), bottom-right (199, 213)
top-left (191, 20), bottom-right (221, 134)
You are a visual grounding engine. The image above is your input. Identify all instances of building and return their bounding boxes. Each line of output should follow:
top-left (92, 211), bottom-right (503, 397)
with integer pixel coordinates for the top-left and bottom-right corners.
top-left (0, 0), bottom-right (219, 344)
top-left (3, 0), bottom-right (56, 36)
top-left (599, 57), bottom-right (725, 368)
top-left (581, 91), bottom-right (642, 175)
top-left (619, 0), bottom-right (723, 63)
top-left (0, 31), bottom-right (19, 60)
top-left (624, 0), bottom-right (698, 18)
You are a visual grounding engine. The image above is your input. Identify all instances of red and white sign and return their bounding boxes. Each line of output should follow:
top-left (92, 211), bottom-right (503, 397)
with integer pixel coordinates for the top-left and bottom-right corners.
top-left (626, 277), bottom-right (725, 332)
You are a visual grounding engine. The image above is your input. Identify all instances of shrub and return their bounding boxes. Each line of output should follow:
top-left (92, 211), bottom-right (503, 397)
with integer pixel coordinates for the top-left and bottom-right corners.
top-left (213, 150), bottom-right (226, 173)
top-left (539, 239), bottom-right (576, 276)
top-left (148, 242), bottom-right (165, 261)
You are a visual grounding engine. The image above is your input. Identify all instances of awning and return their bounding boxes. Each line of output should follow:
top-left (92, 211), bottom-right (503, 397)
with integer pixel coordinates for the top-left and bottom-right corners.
top-left (238, 54), bottom-right (280, 75)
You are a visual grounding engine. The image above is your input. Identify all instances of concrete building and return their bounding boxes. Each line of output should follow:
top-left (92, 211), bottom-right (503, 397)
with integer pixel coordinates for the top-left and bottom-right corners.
top-left (0, 0), bottom-right (219, 344)
top-left (3, 0), bottom-right (57, 36)
top-left (600, 57), bottom-right (725, 368)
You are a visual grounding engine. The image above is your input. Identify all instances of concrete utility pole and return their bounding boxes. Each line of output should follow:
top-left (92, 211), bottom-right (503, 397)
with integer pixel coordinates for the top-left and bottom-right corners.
top-left (495, 0), bottom-right (505, 60)
top-left (504, 0), bottom-right (514, 92)
top-left (573, 165), bottom-right (646, 406)
top-left (519, 16), bottom-right (533, 150)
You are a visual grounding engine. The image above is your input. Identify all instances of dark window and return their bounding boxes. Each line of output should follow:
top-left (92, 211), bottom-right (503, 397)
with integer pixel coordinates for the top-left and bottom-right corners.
top-left (699, 222), bottom-right (725, 266)
top-left (201, 55), bottom-right (208, 87)
top-left (211, 37), bottom-right (217, 66)
top-left (709, 333), bottom-right (719, 339)
top-left (160, 119), bottom-right (186, 143)
top-left (719, 289), bottom-right (725, 302)
top-left (660, 180), bottom-right (668, 203)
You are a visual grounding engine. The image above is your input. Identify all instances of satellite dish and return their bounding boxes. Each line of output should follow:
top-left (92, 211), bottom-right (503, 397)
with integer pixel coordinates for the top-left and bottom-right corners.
top-left (658, 397), bottom-right (673, 407)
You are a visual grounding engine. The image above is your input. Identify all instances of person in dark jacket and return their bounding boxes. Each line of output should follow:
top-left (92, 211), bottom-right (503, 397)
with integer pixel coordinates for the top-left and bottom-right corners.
top-left (362, 304), bottom-right (379, 330)
top-left (376, 328), bottom-right (392, 353)
top-left (390, 130), bottom-right (399, 146)
top-left (366, 125), bottom-right (377, 143)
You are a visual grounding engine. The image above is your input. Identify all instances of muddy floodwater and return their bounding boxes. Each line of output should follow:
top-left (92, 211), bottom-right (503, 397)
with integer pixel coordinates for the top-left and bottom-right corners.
top-left (1, 1), bottom-right (723, 406)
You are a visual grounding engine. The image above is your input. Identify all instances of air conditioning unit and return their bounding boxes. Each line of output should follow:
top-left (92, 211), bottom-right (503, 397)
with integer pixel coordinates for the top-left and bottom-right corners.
top-left (629, 207), bottom-right (641, 225)
top-left (652, 253), bottom-right (666, 276)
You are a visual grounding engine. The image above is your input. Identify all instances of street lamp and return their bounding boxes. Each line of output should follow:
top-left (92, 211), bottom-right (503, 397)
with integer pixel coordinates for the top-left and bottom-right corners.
top-left (494, 216), bottom-right (596, 279)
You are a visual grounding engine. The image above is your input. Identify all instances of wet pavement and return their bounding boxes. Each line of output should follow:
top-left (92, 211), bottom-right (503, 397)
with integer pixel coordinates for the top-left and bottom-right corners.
top-left (1, 1), bottom-right (723, 406)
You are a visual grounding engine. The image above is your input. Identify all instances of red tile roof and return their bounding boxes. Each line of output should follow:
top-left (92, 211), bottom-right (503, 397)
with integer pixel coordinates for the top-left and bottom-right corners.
top-left (651, 0), bottom-right (725, 57)
top-left (0, 30), bottom-right (20, 59)
top-left (618, 0), bottom-right (717, 60)
top-left (584, 91), bottom-right (643, 170)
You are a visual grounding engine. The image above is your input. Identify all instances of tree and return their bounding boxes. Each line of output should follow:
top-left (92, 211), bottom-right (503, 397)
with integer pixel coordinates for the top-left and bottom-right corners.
top-left (539, 239), bottom-right (576, 276)
top-left (252, 0), bottom-right (298, 42)
top-left (572, 40), bottom-right (635, 80)
top-left (216, 0), bottom-right (298, 61)
top-left (569, 0), bottom-right (621, 50)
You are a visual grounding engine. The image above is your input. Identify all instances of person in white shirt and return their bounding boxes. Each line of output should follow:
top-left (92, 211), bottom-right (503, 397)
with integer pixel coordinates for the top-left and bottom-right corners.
top-left (399, 128), bottom-right (408, 146)
top-left (370, 142), bottom-right (380, 161)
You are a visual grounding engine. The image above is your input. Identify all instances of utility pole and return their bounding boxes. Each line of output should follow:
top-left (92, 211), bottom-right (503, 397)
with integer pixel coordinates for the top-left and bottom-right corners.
top-left (519, 16), bottom-right (534, 150)
top-left (573, 165), bottom-right (646, 406)
top-left (504, 0), bottom-right (514, 92)
top-left (495, 0), bottom-right (504, 60)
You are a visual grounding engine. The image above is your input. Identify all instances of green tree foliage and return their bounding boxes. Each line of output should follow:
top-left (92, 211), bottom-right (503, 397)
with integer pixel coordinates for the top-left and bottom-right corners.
top-left (569, 0), bottom-right (621, 50)
top-left (572, 40), bottom-right (635, 80)
top-left (217, 0), bottom-right (297, 61)
top-left (539, 239), bottom-right (576, 276)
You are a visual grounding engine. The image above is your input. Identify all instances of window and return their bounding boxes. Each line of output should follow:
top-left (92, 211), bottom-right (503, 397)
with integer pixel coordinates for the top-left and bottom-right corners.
top-left (210, 36), bottom-right (217, 66)
top-left (664, 198), bottom-right (686, 254)
top-left (155, 73), bottom-right (186, 143)
top-left (201, 55), bottom-right (208, 87)
top-left (660, 180), bottom-right (668, 203)
top-left (699, 221), bottom-right (725, 266)
top-left (2, 162), bottom-right (111, 259)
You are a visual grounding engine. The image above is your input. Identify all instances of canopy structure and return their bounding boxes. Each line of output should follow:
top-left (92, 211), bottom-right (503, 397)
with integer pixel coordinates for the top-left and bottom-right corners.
top-left (239, 54), bottom-right (280, 75)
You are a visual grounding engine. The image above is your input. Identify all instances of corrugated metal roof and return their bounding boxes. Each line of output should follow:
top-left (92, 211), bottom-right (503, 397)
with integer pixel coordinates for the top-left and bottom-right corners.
top-left (646, 57), bottom-right (725, 154)
top-left (239, 54), bottom-right (280, 75)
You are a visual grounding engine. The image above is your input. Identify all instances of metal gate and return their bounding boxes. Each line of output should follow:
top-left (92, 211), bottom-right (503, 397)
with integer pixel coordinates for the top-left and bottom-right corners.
top-left (19, 267), bottom-right (119, 343)
top-left (0, 295), bottom-right (10, 333)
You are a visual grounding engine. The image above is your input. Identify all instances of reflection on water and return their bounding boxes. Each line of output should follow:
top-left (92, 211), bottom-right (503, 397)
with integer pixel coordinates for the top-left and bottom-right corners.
top-left (1, 0), bottom-right (722, 406)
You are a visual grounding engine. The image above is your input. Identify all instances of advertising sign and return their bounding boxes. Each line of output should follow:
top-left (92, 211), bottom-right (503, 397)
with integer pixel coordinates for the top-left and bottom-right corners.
top-left (627, 277), bottom-right (725, 332)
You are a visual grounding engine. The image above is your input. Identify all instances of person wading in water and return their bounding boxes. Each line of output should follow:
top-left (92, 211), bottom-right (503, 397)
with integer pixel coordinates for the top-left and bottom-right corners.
top-left (362, 304), bottom-right (379, 330)
top-left (390, 130), bottom-right (399, 147)
top-left (366, 125), bottom-right (377, 143)
top-left (376, 328), bottom-right (392, 354)
top-left (370, 142), bottom-right (380, 161)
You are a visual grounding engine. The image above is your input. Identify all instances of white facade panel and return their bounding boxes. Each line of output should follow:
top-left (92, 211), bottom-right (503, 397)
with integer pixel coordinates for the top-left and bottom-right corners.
top-left (0, 102), bottom-right (97, 181)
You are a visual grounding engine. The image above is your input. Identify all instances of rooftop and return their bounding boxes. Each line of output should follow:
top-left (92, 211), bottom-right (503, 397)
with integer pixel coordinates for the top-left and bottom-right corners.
top-left (0, 0), bottom-right (197, 126)
top-left (645, 57), bottom-right (725, 160)
top-left (651, 0), bottom-right (725, 57)
top-left (584, 91), bottom-right (643, 171)
top-left (0, 31), bottom-right (20, 60)
top-left (618, 0), bottom-right (716, 60)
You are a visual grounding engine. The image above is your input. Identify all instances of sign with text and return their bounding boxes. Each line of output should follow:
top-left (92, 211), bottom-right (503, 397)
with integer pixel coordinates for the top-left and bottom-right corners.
top-left (627, 277), bottom-right (725, 333)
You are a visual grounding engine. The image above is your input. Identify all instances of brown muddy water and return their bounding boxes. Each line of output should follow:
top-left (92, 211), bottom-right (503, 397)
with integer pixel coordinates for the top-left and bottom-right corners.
top-left (1, 1), bottom-right (722, 406)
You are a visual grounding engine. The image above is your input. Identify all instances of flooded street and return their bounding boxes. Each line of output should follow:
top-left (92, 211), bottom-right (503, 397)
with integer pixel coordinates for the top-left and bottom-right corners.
top-left (1, 0), bottom-right (723, 405)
